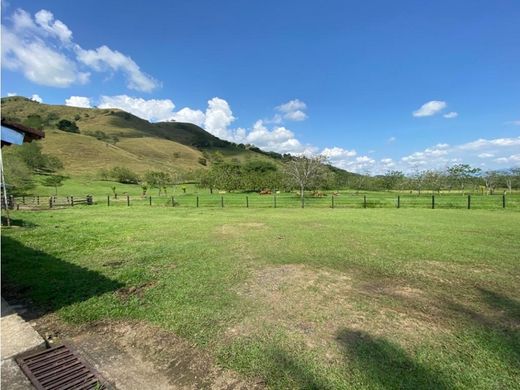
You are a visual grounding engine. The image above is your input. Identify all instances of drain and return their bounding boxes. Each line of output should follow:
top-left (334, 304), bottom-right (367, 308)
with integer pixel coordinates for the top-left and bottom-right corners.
top-left (17, 344), bottom-right (108, 389)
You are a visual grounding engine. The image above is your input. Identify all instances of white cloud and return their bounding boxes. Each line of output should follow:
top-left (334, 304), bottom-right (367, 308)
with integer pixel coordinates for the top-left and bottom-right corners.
top-left (98, 95), bottom-right (175, 122)
top-left (203, 97), bottom-right (236, 139)
top-left (322, 147), bottom-right (357, 159)
top-left (30, 94), bottom-right (42, 103)
top-left (65, 96), bottom-right (91, 108)
top-left (170, 107), bottom-right (205, 127)
top-left (276, 99), bottom-right (308, 121)
top-left (413, 100), bottom-right (447, 117)
top-left (34, 9), bottom-right (72, 43)
top-left (495, 154), bottom-right (520, 164)
top-left (76, 46), bottom-right (159, 92)
top-left (387, 136), bottom-right (396, 143)
top-left (236, 120), bottom-right (315, 155)
top-left (443, 111), bottom-right (458, 119)
top-left (400, 136), bottom-right (520, 171)
top-left (1, 8), bottom-right (158, 92)
top-left (7, 92), bottom-right (17, 96)
top-left (1, 28), bottom-right (89, 87)
top-left (459, 137), bottom-right (520, 150)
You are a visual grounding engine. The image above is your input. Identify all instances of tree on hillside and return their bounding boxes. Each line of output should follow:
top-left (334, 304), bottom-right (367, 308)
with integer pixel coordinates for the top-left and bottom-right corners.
top-left (110, 167), bottom-right (140, 184)
top-left (42, 175), bottom-right (64, 195)
top-left (283, 156), bottom-right (328, 199)
top-left (56, 119), bottom-right (79, 133)
top-left (14, 142), bottom-right (63, 174)
top-left (447, 164), bottom-right (481, 194)
top-left (2, 153), bottom-right (35, 195)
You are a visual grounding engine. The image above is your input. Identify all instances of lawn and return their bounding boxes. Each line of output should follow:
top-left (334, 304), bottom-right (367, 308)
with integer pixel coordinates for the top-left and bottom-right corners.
top-left (2, 207), bottom-right (520, 389)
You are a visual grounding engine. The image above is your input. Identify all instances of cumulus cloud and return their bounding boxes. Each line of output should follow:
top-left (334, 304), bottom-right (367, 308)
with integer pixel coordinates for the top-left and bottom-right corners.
top-left (98, 95), bottom-right (175, 122)
top-left (235, 120), bottom-right (315, 155)
top-left (76, 46), bottom-right (159, 92)
top-left (170, 107), bottom-right (205, 127)
top-left (1, 8), bottom-right (158, 92)
top-left (7, 92), bottom-right (17, 96)
top-left (65, 96), bottom-right (91, 108)
top-left (34, 9), bottom-right (72, 43)
top-left (203, 97), bottom-right (236, 139)
top-left (1, 26), bottom-right (89, 87)
top-left (400, 136), bottom-right (520, 170)
top-left (443, 111), bottom-right (458, 119)
top-left (275, 99), bottom-right (308, 121)
top-left (413, 100), bottom-right (447, 117)
top-left (30, 94), bottom-right (42, 103)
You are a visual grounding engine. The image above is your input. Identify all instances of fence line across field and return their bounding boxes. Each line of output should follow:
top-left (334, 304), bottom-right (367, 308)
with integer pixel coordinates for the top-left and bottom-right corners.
top-left (4, 193), bottom-right (519, 210)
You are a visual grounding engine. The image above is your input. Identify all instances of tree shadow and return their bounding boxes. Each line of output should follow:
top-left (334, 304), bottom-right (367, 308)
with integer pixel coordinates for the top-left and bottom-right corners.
top-left (444, 287), bottom-right (520, 366)
top-left (1, 236), bottom-right (123, 319)
top-left (335, 329), bottom-right (452, 390)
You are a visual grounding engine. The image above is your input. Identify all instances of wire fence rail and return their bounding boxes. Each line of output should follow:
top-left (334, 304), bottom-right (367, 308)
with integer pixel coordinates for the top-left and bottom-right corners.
top-left (4, 193), bottom-right (520, 210)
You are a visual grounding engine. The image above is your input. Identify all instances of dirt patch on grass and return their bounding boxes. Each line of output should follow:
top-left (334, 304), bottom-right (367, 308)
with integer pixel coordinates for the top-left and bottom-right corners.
top-left (229, 264), bottom-right (441, 360)
top-left (34, 314), bottom-right (263, 389)
top-left (217, 222), bottom-right (266, 237)
top-left (116, 281), bottom-right (157, 301)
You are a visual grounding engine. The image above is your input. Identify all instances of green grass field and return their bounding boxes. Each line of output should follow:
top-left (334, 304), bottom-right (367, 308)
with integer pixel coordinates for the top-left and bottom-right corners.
top-left (2, 206), bottom-right (519, 389)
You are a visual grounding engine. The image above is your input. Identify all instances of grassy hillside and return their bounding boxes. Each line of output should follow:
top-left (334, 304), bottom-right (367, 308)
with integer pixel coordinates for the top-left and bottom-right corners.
top-left (1, 96), bottom-right (281, 177)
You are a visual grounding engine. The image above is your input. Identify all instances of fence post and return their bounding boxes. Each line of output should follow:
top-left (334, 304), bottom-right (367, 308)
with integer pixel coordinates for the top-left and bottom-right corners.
top-left (332, 195), bottom-right (335, 209)
top-left (37, 196), bottom-right (40, 205)
top-left (149, 196), bottom-right (152, 206)
top-left (397, 195), bottom-right (400, 209)
top-left (431, 195), bottom-right (435, 209)
top-left (363, 195), bottom-right (367, 209)
top-left (246, 196), bottom-right (249, 208)
top-left (274, 195), bottom-right (277, 208)
top-left (503, 194), bottom-right (506, 209)
top-left (87, 195), bottom-right (93, 205)
top-left (196, 196), bottom-right (199, 208)
top-left (172, 196), bottom-right (175, 207)
top-left (467, 194), bottom-right (471, 209)
top-left (221, 196), bottom-right (224, 208)
top-left (71, 196), bottom-right (74, 207)
top-left (49, 197), bottom-right (53, 208)
top-left (22, 196), bottom-right (25, 204)
top-left (127, 195), bottom-right (130, 206)
top-left (107, 195), bottom-right (110, 206)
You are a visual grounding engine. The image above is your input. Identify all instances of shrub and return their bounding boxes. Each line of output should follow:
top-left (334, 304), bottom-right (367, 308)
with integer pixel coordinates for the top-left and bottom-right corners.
top-left (110, 167), bottom-right (140, 184)
top-left (198, 157), bottom-right (207, 166)
top-left (57, 119), bottom-right (79, 133)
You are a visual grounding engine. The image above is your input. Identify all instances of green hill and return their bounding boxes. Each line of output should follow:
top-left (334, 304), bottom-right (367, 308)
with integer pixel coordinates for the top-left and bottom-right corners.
top-left (1, 96), bottom-right (282, 178)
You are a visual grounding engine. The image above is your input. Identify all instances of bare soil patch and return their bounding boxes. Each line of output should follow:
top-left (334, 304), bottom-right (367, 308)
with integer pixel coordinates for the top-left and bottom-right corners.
top-left (229, 264), bottom-right (442, 360)
top-left (33, 314), bottom-right (263, 389)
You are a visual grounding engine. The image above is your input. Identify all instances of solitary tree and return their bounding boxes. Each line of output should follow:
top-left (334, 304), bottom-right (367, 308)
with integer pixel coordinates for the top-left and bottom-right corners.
top-left (283, 156), bottom-right (328, 200)
top-left (447, 164), bottom-right (481, 195)
top-left (42, 175), bottom-right (64, 195)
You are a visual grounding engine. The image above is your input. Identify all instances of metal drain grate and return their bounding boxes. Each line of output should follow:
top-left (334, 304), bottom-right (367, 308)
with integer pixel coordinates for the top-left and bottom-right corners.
top-left (17, 344), bottom-right (108, 390)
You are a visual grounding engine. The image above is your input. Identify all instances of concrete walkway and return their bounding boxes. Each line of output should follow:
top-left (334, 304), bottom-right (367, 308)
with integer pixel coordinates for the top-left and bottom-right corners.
top-left (1, 297), bottom-right (46, 389)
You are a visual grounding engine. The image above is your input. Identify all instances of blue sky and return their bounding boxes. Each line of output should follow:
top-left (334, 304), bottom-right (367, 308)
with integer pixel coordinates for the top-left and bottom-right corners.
top-left (2, 0), bottom-right (519, 173)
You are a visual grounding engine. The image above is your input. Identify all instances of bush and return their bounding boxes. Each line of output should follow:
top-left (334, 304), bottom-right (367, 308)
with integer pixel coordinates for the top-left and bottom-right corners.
top-left (57, 119), bottom-right (79, 133)
top-left (110, 167), bottom-right (140, 184)
top-left (198, 157), bottom-right (207, 166)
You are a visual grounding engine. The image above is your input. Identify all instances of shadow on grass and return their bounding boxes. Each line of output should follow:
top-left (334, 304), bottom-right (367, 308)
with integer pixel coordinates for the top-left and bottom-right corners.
top-left (1, 216), bottom-right (38, 228)
top-left (1, 236), bottom-right (123, 318)
top-left (336, 329), bottom-right (452, 390)
top-left (445, 287), bottom-right (520, 366)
